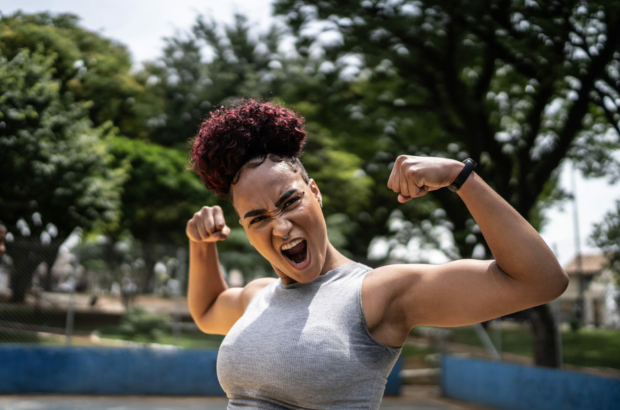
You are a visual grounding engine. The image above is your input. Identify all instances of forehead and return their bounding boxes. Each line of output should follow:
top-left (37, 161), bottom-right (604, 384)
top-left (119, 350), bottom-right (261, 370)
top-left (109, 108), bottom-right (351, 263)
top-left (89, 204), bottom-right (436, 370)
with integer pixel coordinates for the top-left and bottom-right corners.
top-left (232, 159), bottom-right (305, 214)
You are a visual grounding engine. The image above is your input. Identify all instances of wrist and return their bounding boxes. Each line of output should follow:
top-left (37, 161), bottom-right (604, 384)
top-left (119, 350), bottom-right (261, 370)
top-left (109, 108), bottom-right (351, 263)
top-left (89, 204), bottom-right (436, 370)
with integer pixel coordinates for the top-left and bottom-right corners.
top-left (448, 158), bottom-right (477, 192)
top-left (189, 239), bottom-right (217, 252)
top-left (448, 160), bottom-right (466, 184)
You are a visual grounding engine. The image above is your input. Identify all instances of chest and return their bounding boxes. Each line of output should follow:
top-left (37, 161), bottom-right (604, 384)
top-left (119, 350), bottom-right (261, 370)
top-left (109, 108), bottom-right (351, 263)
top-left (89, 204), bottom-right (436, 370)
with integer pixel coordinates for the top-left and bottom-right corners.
top-left (216, 286), bottom-right (383, 403)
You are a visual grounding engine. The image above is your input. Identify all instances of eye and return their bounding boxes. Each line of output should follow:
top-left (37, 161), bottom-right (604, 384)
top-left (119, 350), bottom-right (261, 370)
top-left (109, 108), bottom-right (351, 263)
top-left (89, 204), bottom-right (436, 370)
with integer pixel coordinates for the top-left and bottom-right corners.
top-left (283, 196), bottom-right (301, 209)
top-left (249, 216), bottom-right (267, 226)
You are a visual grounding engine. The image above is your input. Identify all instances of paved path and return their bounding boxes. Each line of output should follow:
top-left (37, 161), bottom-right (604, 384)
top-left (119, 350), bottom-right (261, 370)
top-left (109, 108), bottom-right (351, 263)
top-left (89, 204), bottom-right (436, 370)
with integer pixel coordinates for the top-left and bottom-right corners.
top-left (0, 387), bottom-right (496, 410)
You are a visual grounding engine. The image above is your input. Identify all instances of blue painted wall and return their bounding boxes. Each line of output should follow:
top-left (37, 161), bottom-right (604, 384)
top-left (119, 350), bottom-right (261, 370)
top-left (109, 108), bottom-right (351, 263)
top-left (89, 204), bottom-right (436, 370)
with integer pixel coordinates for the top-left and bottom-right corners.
top-left (0, 345), bottom-right (224, 395)
top-left (384, 354), bottom-right (403, 396)
top-left (0, 345), bottom-right (402, 396)
top-left (441, 354), bottom-right (620, 410)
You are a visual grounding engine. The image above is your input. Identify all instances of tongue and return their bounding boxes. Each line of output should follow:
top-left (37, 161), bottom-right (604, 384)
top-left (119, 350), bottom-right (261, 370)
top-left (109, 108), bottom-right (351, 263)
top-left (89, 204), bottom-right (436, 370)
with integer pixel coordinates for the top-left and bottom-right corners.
top-left (283, 240), bottom-right (307, 264)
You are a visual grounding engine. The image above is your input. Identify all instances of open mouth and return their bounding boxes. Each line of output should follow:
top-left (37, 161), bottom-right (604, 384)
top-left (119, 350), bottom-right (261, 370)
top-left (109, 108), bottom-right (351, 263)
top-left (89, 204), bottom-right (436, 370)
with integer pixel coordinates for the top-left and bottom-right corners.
top-left (280, 238), bottom-right (309, 268)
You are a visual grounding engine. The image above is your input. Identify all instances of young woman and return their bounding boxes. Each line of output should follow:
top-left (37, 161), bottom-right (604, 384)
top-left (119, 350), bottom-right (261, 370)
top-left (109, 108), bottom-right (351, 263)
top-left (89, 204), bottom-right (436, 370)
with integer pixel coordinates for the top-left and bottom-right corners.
top-left (186, 100), bottom-right (568, 409)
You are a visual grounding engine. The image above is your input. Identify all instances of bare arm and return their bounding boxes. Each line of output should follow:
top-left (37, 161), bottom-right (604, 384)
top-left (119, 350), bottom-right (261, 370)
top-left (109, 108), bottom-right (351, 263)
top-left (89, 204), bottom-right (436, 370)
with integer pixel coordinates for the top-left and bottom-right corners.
top-left (456, 169), bottom-right (566, 287)
top-left (366, 156), bottom-right (569, 338)
top-left (186, 206), bottom-right (274, 335)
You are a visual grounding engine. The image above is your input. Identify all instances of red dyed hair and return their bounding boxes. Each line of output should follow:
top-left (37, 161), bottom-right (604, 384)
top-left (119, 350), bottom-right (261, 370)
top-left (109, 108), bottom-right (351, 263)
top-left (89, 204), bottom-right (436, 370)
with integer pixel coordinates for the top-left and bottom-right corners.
top-left (190, 99), bottom-right (308, 198)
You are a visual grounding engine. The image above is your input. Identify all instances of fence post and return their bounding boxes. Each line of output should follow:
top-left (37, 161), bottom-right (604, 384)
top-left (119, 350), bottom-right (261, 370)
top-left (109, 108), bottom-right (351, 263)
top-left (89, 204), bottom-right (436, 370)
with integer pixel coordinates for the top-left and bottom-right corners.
top-left (492, 319), bottom-right (502, 358)
top-left (65, 247), bottom-right (79, 345)
top-left (173, 247), bottom-right (187, 345)
top-left (472, 322), bottom-right (500, 360)
top-left (551, 298), bottom-right (563, 369)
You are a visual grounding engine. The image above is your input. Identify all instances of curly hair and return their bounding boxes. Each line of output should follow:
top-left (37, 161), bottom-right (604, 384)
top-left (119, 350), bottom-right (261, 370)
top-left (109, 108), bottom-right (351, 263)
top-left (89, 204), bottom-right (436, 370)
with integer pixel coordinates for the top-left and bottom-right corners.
top-left (190, 99), bottom-right (309, 199)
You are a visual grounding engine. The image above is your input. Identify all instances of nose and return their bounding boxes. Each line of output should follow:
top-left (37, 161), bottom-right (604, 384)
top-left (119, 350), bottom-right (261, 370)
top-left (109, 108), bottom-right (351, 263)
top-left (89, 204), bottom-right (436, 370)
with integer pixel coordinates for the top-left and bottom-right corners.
top-left (272, 214), bottom-right (293, 239)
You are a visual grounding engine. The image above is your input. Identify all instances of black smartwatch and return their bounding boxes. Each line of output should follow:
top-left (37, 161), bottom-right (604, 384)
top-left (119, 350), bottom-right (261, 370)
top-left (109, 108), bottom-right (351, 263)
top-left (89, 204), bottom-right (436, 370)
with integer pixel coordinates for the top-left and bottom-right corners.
top-left (447, 158), bottom-right (477, 192)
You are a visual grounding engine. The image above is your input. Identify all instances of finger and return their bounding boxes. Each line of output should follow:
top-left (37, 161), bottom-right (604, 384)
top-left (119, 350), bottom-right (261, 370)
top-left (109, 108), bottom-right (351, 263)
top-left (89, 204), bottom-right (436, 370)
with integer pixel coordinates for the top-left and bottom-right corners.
top-left (387, 165), bottom-right (396, 191)
top-left (408, 177), bottom-right (425, 197)
top-left (398, 193), bottom-right (412, 203)
top-left (415, 185), bottom-right (429, 197)
top-left (391, 163), bottom-right (401, 194)
top-left (399, 168), bottom-right (411, 198)
top-left (186, 221), bottom-right (201, 242)
top-left (218, 225), bottom-right (231, 241)
top-left (195, 215), bottom-right (209, 240)
top-left (203, 210), bottom-right (215, 235)
top-left (213, 206), bottom-right (225, 230)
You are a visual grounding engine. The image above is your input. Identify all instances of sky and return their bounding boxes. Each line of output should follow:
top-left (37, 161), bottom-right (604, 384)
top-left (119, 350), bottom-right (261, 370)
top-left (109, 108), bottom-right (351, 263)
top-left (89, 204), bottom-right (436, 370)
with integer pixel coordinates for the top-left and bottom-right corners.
top-left (3, 0), bottom-right (619, 266)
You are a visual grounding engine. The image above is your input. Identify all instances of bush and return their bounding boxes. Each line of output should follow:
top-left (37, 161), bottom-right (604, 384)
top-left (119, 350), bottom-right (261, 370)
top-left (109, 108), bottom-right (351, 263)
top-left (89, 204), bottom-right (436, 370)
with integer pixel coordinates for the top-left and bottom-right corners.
top-left (117, 306), bottom-right (171, 342)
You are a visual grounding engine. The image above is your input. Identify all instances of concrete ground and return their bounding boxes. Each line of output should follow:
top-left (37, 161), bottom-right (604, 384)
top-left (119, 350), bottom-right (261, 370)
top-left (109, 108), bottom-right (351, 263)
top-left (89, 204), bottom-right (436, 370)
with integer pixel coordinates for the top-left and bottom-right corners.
top-left (0, 386), bottom-right (497, 410)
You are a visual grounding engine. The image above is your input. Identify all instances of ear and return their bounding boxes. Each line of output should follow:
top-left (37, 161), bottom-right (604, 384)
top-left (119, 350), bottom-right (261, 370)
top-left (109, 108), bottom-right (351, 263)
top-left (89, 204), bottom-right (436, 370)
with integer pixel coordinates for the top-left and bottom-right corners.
top-left (309, 178), bottom-right (322, 204)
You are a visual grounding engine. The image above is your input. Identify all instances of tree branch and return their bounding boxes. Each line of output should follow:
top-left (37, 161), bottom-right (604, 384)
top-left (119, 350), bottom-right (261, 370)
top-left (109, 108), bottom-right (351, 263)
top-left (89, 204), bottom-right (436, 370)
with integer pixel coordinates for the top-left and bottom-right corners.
top-left (595, 89), bottom-right (620, 136)
top-left (526, 12), bottom-right (620, 213)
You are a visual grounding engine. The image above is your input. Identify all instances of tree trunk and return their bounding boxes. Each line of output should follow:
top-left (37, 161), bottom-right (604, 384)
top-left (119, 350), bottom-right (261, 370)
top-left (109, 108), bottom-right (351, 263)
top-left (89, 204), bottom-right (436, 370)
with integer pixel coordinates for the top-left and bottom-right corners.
top-left (8, 238), bottom-right (63, 303)
top-left (41, 239), bottom-right (63, 291)
top-left (527, 304), bottom-right (561, 368)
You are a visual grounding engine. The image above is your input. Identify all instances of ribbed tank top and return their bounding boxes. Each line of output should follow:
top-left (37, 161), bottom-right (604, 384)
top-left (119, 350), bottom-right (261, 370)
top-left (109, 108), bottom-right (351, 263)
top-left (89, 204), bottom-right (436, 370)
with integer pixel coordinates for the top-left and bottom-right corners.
top-left (216, 262), bottom-right (403, 410)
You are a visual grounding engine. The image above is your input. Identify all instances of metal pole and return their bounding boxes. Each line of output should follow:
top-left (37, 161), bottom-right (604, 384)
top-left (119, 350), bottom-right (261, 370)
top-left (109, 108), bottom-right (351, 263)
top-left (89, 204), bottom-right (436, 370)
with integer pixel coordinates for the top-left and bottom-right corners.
top-left (65, 248), bottom-right (79, 345)
top-left (492, 319), bottom-right (502, 359)
top-left (556, 299), bottom-right (564, 369)
top-left (173, 247), bottom-right (187, 345)
top-left (473, 323), bottom-right (501, 360)
top-left (571, 166), bottom-right (585, 327)
top-left (552, 243), bottom-right (564, 369)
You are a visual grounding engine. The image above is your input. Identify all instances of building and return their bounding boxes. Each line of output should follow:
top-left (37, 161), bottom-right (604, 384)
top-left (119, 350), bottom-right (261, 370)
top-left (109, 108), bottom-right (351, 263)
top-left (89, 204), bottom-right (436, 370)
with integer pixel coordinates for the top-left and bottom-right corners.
top-left (560, 253), bottom-right (620, 328)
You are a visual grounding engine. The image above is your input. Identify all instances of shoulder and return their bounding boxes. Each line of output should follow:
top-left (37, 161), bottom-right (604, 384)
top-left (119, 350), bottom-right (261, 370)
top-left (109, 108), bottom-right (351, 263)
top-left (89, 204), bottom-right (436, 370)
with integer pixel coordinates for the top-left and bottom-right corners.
top-left (363, 264), bottom-right (427, 299)
top-left (361, 264), bottom-right (429, 334)
top-left (240, 277), bottom-right (277, 311)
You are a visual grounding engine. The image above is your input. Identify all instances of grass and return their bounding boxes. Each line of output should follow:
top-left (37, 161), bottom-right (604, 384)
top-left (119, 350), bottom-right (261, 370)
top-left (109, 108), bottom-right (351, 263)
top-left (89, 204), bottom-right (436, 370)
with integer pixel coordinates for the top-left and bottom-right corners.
top-left (431, 325), bottom-right (620, 370)
top-left (401, 343), bottom-right (435, 357)
top-left (97, 329), bottom-right (225, 349)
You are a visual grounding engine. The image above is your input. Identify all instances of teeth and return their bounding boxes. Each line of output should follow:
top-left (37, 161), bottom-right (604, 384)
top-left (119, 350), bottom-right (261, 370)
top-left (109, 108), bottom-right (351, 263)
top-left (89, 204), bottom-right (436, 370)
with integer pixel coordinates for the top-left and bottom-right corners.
top-left (282, 238), bottom-right (303, 251)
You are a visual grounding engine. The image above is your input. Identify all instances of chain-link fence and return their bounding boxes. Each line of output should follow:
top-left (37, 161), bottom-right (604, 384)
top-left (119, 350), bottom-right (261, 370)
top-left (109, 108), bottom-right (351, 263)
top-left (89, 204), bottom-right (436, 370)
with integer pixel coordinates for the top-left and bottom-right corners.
top-left (0, 237), bottom-right (238, 349)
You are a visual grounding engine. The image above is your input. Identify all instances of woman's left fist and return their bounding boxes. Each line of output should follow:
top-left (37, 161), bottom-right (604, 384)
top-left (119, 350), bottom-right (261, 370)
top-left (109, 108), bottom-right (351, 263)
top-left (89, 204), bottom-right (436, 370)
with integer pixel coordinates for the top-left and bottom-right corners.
top-left (387, 156), bottom-right (463, 203)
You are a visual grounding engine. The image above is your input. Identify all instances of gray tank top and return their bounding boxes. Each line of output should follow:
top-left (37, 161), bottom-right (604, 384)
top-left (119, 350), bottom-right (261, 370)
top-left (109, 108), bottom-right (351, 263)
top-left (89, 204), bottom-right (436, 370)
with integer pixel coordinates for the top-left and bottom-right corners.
top-left (216, 262), bottom-right (403, 410)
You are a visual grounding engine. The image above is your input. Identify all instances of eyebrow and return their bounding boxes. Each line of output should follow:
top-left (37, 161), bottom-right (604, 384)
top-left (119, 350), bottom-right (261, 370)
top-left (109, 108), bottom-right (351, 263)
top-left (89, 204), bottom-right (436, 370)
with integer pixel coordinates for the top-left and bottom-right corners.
top-left (243, 188), bottom-right (298, 219)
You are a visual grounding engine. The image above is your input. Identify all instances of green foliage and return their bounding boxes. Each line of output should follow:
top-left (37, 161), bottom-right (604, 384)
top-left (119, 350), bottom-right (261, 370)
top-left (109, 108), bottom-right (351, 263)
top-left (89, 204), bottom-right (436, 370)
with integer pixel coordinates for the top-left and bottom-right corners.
top-left (106, 136), bottom-right (212, 245)
top-left (135, 13), bottom-right (376, 262)
top-left (0, 48), bottom-right (123, 237)
top-left (0, 11), bottom-right (151, 139)
top-left (139, 13), bottom-right (285, 148)
top-left (117, 305), bottom-right (171, 342)
top-left (447, 325), bottom-right (620, 370)
top-left (589, 199), bottom-right (620, 285)
top-left (569, 316), bottom-right (583, 332)
top-left (274, 0), bottom-right (620, 259)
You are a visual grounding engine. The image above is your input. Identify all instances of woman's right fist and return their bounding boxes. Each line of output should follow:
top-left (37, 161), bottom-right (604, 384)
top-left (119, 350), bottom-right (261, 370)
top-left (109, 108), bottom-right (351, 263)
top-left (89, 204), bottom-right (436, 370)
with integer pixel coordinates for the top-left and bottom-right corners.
top-left (187, 206), bottom-right (231, 243)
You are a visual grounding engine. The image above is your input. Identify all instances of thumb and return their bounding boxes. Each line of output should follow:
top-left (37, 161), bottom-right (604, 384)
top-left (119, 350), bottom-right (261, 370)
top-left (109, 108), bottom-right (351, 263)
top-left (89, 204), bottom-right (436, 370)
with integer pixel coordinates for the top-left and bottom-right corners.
top-left (398, 193), bottom-right (412, 203)
top-left (218, 225), bottom-right (231, 240)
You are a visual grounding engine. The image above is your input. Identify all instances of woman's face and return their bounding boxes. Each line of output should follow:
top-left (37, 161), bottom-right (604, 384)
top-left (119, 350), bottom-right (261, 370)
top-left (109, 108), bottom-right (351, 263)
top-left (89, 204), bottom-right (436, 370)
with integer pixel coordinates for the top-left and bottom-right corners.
top-left (231, 158), bottom-right (326, 285)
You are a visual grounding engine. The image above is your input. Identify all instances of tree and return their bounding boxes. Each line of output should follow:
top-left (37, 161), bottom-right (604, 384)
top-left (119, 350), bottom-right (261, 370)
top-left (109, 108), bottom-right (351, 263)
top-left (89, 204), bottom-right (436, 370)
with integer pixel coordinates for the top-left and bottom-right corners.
top-left (105, 136), bottom-right (214, 291)
top-left (138, 13), bottom-right (291, 148)
top-left (0, 48), bottom-right (123, 302)
top-left (137, 13), bottom-right (375, 265)
top-left (0, 11), bottom-right (153, 139)
top-left (590, 199), bottom-right (620, 286)
top-left (273, 0), bottom-right (620, 367)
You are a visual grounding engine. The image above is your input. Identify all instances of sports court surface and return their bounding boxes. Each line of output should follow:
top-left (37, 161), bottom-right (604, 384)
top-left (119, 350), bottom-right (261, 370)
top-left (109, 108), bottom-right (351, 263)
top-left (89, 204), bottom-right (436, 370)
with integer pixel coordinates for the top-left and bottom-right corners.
top-left (0, 387), bottom-right (496, 410)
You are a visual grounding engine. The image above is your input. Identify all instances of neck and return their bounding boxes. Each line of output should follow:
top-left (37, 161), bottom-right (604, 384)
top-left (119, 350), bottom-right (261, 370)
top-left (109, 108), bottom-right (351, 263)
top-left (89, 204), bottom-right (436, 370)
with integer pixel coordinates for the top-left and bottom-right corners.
top-left (320, 242), bottom-right (355, 275)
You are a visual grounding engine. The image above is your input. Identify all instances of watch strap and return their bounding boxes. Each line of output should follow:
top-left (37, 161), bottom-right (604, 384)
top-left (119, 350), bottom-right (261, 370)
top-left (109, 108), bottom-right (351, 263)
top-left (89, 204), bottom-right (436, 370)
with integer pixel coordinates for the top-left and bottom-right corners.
top-left (448, 158), bottom-right (477, 192)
